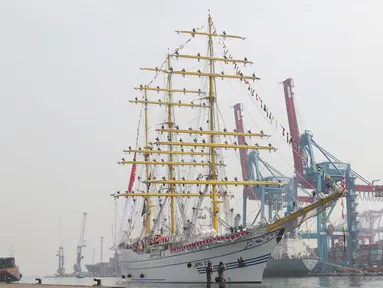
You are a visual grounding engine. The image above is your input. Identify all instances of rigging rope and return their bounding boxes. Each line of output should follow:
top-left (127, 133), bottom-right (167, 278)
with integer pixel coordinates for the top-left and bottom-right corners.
top-left (207, 37), bottom-right (358, 232)
top-left (215, 38), bottom-right (353, 203)
top-left (214, 43), bottom-right (309, 210)
top-left (125, 26), bottom-right (210, 238)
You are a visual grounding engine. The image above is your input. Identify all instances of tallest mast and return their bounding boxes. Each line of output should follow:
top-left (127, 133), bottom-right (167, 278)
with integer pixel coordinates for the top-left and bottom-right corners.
top-left (121, 14), bottom-right (284, 238)
top-left (167, 54), bottom-right (176, 235)
top-left (207, 14), bottom-right (219, 232)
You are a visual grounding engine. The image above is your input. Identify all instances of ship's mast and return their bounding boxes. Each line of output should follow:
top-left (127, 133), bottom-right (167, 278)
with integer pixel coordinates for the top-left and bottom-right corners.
top-left (167, 54), bottom-right (176, 235)
top-left (207, 14), bottom-right (219, 232)
top-left (144, 89), bottom-right (151, 233)
top-left (120, 14), bottom-right (284, 238)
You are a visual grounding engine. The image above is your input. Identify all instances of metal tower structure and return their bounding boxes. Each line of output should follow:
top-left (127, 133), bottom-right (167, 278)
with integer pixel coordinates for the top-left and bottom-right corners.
top-left (56, 247), bottom-right (65, 276)
top-left (73, 212), bottom-right (87, 274)
top-left (233, 103), bottom-right (255, 226)
top-left (281, 78), bottom-right (383, 268)
top-left (282, 78), bottom-right (352, 267)
top-left (247, 150), bottom-right (293, 224)
top-left (233, 103), bottom-right (311, 227)
top-left (56, 217), bottom-right (65, 276)
top-left (358, 209), bottom-right (383, 244)
top-left (234, 78), bottom-right (383, 269)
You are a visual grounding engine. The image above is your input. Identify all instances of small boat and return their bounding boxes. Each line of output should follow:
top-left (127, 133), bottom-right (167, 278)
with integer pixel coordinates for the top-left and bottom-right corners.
top-left (0, 257), bottom-right (22, 282)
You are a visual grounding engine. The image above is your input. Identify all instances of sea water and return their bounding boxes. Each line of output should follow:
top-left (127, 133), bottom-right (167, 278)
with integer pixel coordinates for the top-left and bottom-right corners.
top-left (19, 275), bottom-right (383, 288)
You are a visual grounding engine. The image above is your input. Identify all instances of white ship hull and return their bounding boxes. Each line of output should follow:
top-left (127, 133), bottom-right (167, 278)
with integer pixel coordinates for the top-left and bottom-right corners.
top-left (118, 228), bottom-right (283, 284)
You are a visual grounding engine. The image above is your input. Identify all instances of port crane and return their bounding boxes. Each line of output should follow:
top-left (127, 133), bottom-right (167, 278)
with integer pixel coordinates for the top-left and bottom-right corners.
top-left (235, 77), bottom-right (383, 269)
top-left (233, 103), bottom-right (311, 227)
top-left (73, 212), bottom-right (87, 275)
top-left (56, 217), bottom-right (65, 276)
top-left (281, 78), bottom-right (383, 268)
top-left (282, 78), bottom-right (383, 194)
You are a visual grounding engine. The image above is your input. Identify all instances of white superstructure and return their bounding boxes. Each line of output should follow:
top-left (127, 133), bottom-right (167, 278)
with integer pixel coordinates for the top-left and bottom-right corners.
top-left (118, 228), bottom-right (283, 284)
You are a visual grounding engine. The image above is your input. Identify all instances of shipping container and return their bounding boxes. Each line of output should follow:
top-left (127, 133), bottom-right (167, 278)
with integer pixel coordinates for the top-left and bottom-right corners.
top-left (370, 244), bottom-right (382, 266)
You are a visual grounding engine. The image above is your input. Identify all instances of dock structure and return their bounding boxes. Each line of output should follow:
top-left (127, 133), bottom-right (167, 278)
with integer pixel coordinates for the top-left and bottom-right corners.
top-left (0, 278), bottom-right (117, 288)
top-left (0, 284), bottom-right (115, 288)
top-left (0, 285), bottom-right (93, 288)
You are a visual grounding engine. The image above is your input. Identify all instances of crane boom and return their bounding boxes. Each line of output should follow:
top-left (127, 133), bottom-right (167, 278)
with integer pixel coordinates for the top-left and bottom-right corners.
top-left (79, 212), bottom-right (87, 246)
top-left (233, 103), bottom-right (311, 203)
top-left (282, 78), bottom-right (305, 185)
top-left (233, 103), bottom-right (254, 199)
top-left (282, 79), bottom-right (383, 194)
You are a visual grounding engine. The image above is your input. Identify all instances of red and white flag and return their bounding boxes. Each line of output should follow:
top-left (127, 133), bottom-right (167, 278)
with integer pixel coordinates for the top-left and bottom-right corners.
top-left (341, 172), bottom-right (346, 189)
top-left (341, 172), bottom-right (348, 196)
top-left (127, 152), bottom-right (137, 193)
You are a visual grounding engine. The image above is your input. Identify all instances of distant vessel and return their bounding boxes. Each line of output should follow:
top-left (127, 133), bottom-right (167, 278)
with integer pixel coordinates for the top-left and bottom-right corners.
top-left (264, 258), bottom-right (318, 277)
top-left (85, 257), bottom-right (119, 276)
top-left (264, 238), bottom-right (318, 277)
top-left (85, 263), bottom-right (99, 274)
top-left (0, 257), bottom-right (22, 282)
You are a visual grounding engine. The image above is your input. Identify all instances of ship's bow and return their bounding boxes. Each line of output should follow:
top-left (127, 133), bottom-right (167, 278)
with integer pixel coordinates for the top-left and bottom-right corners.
top-left (223, 227), bottom-right (285, 284)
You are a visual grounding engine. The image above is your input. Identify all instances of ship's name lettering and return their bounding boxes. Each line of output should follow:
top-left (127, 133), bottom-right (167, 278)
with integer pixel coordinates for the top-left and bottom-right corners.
top-left (194, 260), bottom-right (210, 267)
top-left (246, 237), bottom-right (264, 249)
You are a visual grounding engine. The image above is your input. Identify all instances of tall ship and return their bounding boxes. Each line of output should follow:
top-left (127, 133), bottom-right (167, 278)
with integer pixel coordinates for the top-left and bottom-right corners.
top-left (0, 257), bottom-right (22, 283)
top-left (113, 13), bottom-right (345, 285)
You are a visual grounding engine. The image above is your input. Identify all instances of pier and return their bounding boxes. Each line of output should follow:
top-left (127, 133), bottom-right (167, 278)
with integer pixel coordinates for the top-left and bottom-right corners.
top-left (0, 278), bottom-right (116, 288)
top-left (0, 285), bottom-right (101, 288)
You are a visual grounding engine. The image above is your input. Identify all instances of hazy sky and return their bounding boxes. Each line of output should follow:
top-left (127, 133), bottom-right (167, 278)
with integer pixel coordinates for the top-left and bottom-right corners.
top-left (1, 0), bottom-right (383, 276)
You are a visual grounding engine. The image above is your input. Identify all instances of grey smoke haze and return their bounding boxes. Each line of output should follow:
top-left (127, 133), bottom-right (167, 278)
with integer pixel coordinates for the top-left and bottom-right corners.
top-left (1, 0), bottom-right (382, 276)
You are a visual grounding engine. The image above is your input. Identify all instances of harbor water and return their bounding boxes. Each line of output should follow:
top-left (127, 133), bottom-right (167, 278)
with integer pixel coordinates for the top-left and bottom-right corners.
top-left (17, 276), bottom-right (383, 288)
